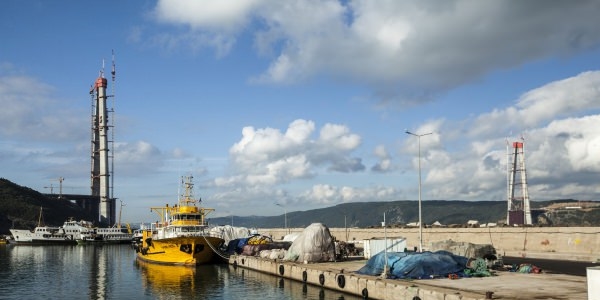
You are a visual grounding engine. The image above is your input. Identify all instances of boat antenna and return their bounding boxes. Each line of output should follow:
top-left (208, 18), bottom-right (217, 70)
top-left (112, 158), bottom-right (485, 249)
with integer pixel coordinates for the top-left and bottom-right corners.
top-left (178, 176), bottom-right (183, 201)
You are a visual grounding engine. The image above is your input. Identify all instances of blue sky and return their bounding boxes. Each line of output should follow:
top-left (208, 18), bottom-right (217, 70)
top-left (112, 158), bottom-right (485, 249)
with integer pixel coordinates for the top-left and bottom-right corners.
top-left (2, 1), bottom-right (600, 224)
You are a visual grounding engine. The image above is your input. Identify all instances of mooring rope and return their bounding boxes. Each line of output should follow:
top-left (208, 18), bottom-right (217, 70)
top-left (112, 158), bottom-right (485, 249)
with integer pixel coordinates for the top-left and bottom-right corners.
top-left (202, 234), bottom-right (230, 261)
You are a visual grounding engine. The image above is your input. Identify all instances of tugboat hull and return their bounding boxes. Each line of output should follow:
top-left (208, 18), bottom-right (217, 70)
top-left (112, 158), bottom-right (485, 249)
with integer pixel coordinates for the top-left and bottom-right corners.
top-left (136, 236), bottom-right (224, 265)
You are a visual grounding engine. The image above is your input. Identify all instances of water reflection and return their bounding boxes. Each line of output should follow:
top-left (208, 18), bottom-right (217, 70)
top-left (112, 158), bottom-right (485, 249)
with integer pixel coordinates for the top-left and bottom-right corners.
top-left (1, 244), bottom-right (361, 300)
top-left (136, 260), bottom-right (202, 298)
top-left (227, 265), bottom-right (360, 300)
top-left (135, 260), bottom-right (361, 300)
top-left (0, 244), bottom-right (140, 300)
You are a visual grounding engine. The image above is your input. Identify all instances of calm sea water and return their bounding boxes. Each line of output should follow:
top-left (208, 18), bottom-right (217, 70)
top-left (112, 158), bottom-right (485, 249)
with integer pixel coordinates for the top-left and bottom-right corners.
top-left (0, 244), bottom-right (362, 300)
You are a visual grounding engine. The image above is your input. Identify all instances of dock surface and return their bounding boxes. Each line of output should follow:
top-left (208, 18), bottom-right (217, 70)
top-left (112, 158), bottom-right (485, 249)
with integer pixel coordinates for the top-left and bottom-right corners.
top-left (229, 255), bottom-right (588, 300)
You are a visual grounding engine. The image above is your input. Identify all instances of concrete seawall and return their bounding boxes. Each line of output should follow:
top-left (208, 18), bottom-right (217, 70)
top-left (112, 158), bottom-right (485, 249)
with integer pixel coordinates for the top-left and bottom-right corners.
top-left (259, 227), bottom-right (600, 262)
top-left (228, 254), bottom-right (589, 300)
top-left (228, 255), bottom-right (489, 300)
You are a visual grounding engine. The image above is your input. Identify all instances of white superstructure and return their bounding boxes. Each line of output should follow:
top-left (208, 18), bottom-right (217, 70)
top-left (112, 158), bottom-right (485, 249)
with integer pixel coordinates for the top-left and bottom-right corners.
top-left (10, 219), bottom-right (94, 244)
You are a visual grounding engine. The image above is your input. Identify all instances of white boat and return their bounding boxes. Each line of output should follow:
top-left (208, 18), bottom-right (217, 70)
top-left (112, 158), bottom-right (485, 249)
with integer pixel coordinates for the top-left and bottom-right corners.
top-left (77, 225), bottom-right (134, 244)
top-left (131, 226), bottom-right (145, 247)
top-left (10, 213), bottom-right (95, 245)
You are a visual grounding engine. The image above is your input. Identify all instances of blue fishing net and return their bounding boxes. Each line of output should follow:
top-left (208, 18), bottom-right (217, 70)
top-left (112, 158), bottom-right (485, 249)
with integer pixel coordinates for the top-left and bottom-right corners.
top-left (356, 250), bottom-right (469, 279)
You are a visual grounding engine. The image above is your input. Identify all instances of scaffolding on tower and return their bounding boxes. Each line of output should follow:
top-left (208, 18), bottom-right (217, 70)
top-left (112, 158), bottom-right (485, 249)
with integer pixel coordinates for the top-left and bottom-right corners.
top-left (89, 51), bottom-right (116, 226)
top-left (506, 138), bottom-right (532, 226)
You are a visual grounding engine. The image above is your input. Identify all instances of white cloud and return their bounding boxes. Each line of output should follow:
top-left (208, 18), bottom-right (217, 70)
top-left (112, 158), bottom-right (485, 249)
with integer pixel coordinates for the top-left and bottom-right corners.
top-left (470, 71), bottom-right (600, 137)
top-left (151, 0), bottom-right (600, 100)
top-left (154, 0), bottom-right (261, 31)
top-left (318, 123), bottom-right (361, 150)
top-left (517, 71), bottom-right (600, 125)
top-left (299, 183), bottom-right (397, 205)
top-left (0, 74), bottom-right (87, 142)
top-left (371, 144), bottom-right (392, 172)
top-left (212, 69), bottom-right (600, 210)
top-left (215, 119), bottom-right (363, 189)
top-left (114, 141), bottom-right (164, 176)
top-left (413, 72), bottom-right (600, 202)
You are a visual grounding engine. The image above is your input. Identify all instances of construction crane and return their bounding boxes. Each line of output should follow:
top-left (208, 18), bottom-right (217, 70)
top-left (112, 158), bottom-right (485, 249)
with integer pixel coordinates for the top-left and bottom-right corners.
top-left (44, 177), bottom-right (65, 199)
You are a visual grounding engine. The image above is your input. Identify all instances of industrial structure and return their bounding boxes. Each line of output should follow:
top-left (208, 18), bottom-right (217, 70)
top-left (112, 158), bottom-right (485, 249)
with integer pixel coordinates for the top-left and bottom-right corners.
top-left (506, 139), bottom-right (532, 225)
top-left (89, 53), bottom-right (116, 226)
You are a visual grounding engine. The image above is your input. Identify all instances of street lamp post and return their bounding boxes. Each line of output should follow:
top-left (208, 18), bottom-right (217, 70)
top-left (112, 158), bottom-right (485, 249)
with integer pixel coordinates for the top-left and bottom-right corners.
top-left (275, 203), bottom-right (287, 234)
top-left (405, 130), bottom-right (432, 252)
top-left (118, 199), bottom-right (125, 229)
top-left (380, 212), bottom-right (389, 278)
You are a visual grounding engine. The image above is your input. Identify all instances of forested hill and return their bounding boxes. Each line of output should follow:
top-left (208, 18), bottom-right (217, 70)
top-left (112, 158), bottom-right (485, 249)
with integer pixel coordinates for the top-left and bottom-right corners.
top-left (0, 178), bottom-right (95, 234)
top-left (1, 178), bottom-right (598, 235)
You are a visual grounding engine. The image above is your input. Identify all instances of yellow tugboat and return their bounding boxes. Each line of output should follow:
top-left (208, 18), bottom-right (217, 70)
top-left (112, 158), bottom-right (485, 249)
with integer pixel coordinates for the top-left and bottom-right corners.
top-left (136, 176), bottom-right (225, 265)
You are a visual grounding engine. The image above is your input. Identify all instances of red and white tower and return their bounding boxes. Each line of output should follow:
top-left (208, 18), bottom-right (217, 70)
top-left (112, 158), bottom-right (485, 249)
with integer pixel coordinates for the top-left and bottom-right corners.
top-left (506, 139), bottom-right (532, 225)
top-left (90, 55), bottom-right (116, 226)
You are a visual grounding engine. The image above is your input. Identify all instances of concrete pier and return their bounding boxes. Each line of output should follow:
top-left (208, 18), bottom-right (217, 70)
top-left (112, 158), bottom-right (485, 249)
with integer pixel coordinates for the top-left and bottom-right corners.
top-left (260, 227), bottom-right (600, 262)
top-left (228, 255), bottom-right (588, 300)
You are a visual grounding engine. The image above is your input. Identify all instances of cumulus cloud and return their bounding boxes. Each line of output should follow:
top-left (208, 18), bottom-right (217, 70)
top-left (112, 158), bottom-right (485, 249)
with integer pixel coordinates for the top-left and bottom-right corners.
top-left (214, 119), bottom-right (363, 188)
top-left (154, 0), bottom-right (260, 31)
top-left (151, 0), bottom-right (600, 101)
top-left (413, 72), bottom-right (600, 201)
top-left (470, 71), bottom-right (600, 137)
top-left (299, 184), bottom-right (397, 205)
top-left (209, 68), bottom-right (600, 210)
top-left (371, 144), bottom-right (392, 172)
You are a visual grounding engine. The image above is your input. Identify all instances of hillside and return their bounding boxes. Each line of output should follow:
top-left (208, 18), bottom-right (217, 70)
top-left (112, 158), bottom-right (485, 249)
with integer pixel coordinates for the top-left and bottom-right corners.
top-left (1, 178), bottom-right (599, 235)
top-left (0, 178), bottom-right (96, 234)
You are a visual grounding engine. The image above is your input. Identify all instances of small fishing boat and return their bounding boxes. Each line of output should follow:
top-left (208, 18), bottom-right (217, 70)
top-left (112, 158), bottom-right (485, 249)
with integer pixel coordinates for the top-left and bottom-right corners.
top-left (135, 176), bottom-right (225, 265)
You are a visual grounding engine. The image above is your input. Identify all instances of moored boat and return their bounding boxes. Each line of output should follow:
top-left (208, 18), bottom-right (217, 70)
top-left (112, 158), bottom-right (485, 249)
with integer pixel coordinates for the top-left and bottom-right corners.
top-left (135, 176), bottom-right (225, 265)
top-left (131, 225), bottom-right (146, 248)
top-left (77, 225), bottom-right (134, 244)
top-left (9, 213), bottom-right (95, 245)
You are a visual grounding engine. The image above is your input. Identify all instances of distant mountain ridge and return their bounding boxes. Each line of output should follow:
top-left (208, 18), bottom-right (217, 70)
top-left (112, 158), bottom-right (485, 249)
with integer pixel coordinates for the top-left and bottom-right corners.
top-left (1, 178), bottom-right (598, 235)
top-left (209, 199), bottom-right (590, 228)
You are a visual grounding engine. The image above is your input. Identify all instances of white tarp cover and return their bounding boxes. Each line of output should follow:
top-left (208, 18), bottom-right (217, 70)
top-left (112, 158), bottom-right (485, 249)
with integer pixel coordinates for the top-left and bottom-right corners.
top-left (259, 249), bottom-right (287, 260)
top-left (282, 233), bottom-right (300, 242)
top-left (210, 225), bottom-right (251, 245)
top-left (283, 223), bottom-right (335, 263)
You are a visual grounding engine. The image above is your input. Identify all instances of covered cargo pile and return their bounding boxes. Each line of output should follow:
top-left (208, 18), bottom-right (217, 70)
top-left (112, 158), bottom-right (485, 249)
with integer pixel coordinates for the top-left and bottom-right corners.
top-left (356, 250), bottom-right (470, 279)
top-left (210, 225), bottom-right (252, 246)
top-left (227, 234), bottom-right (291, 256)
top-left (283, 223), bottom-right (336, 263)
top-left (241, 235), bottom-right (273, 256)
